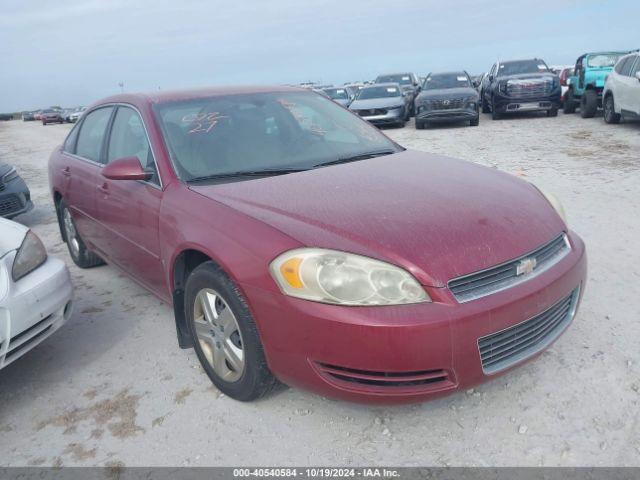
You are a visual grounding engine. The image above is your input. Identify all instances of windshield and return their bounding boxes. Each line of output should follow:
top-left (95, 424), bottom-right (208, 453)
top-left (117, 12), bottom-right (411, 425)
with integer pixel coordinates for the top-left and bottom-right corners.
top-left (498, 60), bottom-right (549, 76)
top-left (154, 91), bottom-right (401, 182)
top-left (587, 53), bottom-right (623, 68)
top-left (323, 88), bottom-right (349, 100)
top-left (356, 86), bottom-right (401, 99)
top-left (423, 73), bottom-right (470, 89)
top-left (376, 74), bottom-right (413, 85)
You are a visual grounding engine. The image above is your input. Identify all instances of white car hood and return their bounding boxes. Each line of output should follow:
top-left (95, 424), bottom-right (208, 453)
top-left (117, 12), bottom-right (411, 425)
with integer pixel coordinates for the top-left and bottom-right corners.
top-left (0, 217), bottom-right (27, 257)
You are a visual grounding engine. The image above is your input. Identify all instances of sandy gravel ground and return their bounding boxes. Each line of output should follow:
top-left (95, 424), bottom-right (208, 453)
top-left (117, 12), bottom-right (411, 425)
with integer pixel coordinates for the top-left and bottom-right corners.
top-left (0, 112), bottom-right (639, 467)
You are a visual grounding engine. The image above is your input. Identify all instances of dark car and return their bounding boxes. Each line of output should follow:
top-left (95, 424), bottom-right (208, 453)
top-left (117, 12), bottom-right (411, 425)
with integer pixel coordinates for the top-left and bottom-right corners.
top-left (349, 83), bottom-right (411, 127)
top-left (0, 164), bottom-right (33, 219)
top-left (0, 114), bottom-right (13, 121)
top-left (48, 86), bottom-right (585, 404)
top-left (41, 109), bottom-right (64, 125)
top-left (323, 87), bottom-right (356, 107)
top-left (22, 111), bottom-right (36, 121)
top-left (375, 73), bottom-right (420, 115)
top-left (414, 71), bottom-right (480, 129)
top-left (481, 59), bottom-right (561, 119)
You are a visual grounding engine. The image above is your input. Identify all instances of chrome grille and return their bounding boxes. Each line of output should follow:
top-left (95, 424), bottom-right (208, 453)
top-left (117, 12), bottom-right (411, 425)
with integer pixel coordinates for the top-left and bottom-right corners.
top-left (0, 194), bottom-right (22, 216)
top-left (505, 78), bottom-right (553, 98)
top-left (478, 287), bottom-right (579, 374)
top-left (426, 98), bottom-right (465, 110)
top-left (448, 233), bottom-right (570, 303)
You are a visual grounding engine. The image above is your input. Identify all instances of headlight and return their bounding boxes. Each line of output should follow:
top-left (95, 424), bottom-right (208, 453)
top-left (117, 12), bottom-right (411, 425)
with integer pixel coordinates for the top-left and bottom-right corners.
top-left (2, 167), bottom-right (18, 183)
top-left (12, 231), bottom-right (47, 281)
top-left (532, 185), bottom-right (567, 226)
top-left (270, 248), bottom-right (430, 306)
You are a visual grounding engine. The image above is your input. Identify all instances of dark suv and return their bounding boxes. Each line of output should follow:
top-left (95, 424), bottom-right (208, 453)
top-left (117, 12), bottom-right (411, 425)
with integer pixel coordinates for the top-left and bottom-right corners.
top-left (481, 59), bottom-right (561, 119)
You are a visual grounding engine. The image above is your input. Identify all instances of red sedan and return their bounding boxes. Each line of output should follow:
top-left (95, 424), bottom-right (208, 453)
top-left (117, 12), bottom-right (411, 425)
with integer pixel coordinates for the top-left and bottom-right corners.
top-left (48, 86), bottom-right (586, 403)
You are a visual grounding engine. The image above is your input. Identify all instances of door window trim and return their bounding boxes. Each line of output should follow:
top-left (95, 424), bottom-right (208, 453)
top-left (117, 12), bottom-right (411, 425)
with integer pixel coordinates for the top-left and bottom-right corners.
top-left (63, 102), bottom-right (164, 190)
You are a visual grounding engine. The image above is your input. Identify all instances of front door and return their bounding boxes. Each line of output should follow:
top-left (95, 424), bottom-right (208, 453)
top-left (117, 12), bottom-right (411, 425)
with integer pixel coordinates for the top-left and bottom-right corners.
top-left (92, 105), bottom-right (166, 297)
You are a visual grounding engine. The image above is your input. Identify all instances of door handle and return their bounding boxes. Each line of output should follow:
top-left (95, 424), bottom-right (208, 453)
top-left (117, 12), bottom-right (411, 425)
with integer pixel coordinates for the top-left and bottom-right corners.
top-left (97, 183), bottom-right (109, 195)
top-left (62, 166), bottom-right (71, 177)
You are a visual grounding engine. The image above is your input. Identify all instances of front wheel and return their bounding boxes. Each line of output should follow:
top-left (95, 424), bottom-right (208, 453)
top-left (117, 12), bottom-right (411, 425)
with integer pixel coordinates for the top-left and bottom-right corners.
top-left (415, 120), bottom-right (425, 130)
top-left (481, 95), bottom-right (490, 113)
top-left (580, 90), bottom-right (598, 118)
top-left (491, 101), bottom-right (501, 120)
top-left (470, 115), bottom-right (479, 126)
top-left (564, 89), bottom-right (576, 114)
top-left (603, 95), bottom-right (621, 124)
top-left (185, 262), bottom-right (278, 401)
top-left (58, 200), bottom-right (104, 268)
top-left (547, 107), bottom-right (558, 117)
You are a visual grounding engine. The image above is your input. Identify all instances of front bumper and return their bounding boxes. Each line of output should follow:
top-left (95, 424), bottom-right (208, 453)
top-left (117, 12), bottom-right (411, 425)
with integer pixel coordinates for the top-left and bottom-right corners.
top-left (0, 176), bottom-right (34, 219)
top-left (493, 90), bottom-right (561, 113)
top-left (245, 231), bottom-right (586, 404)
top-left (0, 254), bottom-right (74, 370)
top-left (416, 107), bottom-right (478, 122)
top-left (356, 108), bottom-right (405, 126)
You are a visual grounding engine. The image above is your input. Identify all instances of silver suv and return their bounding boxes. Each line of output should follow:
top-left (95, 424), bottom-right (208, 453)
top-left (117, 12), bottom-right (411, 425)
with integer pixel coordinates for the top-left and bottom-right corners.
top-left (603, 52), bottom-right (640, 124)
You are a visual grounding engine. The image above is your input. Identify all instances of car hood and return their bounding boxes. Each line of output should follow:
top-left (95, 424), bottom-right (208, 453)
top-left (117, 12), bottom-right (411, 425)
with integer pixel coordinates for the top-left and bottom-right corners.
top-left (0, 217), bottom-right (27, 258)
top-left (190, 150), bottom-right (565, 287)
top-left (42, 112), bottom-right (60, 117)
top-left (499, 73), bottom-right (556, 82)
top-left (0, 164), bottom-right (12, 178)
top-left (350, 97), bottom-right (405, 110)
top-left (416, 87), bottom-right (478, 101)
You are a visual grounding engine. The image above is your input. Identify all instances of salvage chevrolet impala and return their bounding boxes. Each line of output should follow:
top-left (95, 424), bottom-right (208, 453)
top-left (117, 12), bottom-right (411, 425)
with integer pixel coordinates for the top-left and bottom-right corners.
top-left (48, 86), bottom-right (586, 403)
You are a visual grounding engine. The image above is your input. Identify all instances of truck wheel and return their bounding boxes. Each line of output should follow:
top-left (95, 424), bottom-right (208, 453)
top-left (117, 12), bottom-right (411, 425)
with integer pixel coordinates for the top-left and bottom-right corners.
top-left (547, 108), bottom-right (558, 117)
top-left (563, 90), bottom-right (576, 114)
top-left (580, 90), bottom-right (598, 118)
top-left (491, 100), bottom-right (501, 120)
top-left (415, 120), bottom-right (425, 130)
top-left (603, 94), bottom-right (621, 124)
top-left (470, 115), bottom-right (479, 126)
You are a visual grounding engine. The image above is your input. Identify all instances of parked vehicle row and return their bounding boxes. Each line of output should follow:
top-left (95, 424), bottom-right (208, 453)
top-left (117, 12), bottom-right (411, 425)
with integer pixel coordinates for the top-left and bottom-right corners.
top-left (21, 106), bottom-right (86, 124)
top-left (46, 85), bottom-right (586, 403)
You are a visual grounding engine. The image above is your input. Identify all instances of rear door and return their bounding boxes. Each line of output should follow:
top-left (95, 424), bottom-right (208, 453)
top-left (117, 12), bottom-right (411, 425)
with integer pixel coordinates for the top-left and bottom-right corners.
top-left (60, 106), bottom-right (114, 246)
top-left (630, 56), bottom-right (640, 114)
top-left (92, 105), bottom-right (165, 296)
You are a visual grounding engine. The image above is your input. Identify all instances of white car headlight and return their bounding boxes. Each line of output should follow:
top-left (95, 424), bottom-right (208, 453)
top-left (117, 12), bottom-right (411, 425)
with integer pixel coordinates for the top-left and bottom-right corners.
top-left (533, 185), bottom-right (567, 225)
top-left (12, 231), bottom-right (47, 281)
top-left (270, 248), bottom-right (430, 306)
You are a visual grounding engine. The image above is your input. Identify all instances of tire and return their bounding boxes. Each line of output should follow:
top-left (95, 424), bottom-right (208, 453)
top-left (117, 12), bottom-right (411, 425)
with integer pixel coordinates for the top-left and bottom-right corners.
top-left (397, 120), bottom-right (406, 128)
top-left (470, 115), bottom-right (479, 126)
top-left (491, 100), bottom-right (501, 120)
top-left (415, 120), bottom-right (425, 130)
top-left (481, 95), bottom-right (490, 113)
top-left (580, 90), bottom-right (598, 118)
top-left (564, 89), bottom-right (576, 114)
top-left (58, 200), bottom-right (105, 268)
top-left (42, 121), bottom-right (47, 126)
top-left (603, 94), bottom-right (621, 124)
top-left (185, 261), bottom-right (278, 401)
top-left (547, 108), bottom-right (558, 117)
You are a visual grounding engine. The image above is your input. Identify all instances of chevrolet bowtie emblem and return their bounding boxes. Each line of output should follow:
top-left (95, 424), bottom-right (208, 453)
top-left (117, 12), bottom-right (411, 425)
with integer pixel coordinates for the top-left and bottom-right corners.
top-left (516, 257), bottom-right (537, 276)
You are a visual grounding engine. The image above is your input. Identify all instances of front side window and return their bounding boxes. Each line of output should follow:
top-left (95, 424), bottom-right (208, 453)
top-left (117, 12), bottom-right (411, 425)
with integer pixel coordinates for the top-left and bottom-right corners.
top-left (154, 91), bottom-right (401, 182)
top-left (631, 56), bottom-right (640, 76)
top-left (107, 106), bottom-right (159, 185)
top-left (75, 107), bottom-right (114, 163)
top-left (423, 73), bottom-right (470, 90)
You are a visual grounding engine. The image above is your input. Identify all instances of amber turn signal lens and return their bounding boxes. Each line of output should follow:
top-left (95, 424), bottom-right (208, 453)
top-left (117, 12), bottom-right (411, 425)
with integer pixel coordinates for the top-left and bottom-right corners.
top-left (279, 257), bottom-right (304, 289)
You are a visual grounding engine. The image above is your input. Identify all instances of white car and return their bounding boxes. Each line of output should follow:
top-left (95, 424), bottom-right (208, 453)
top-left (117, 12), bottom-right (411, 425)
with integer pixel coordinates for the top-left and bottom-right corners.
top-left (0, 218), bottom-right (73, 370)
top-left (68, 107), bottom-right (86, 123)
top-left (603, 52), bottom-right (640, 124)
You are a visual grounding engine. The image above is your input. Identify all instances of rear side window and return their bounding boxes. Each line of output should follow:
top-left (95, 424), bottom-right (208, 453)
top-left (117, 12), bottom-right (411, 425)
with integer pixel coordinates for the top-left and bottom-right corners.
top-left (619, 57), bottom-right (634, 76)
top-left (107, 106), bottom-right (159, 186)
top-left (76, 107), bottom-right (114, 163)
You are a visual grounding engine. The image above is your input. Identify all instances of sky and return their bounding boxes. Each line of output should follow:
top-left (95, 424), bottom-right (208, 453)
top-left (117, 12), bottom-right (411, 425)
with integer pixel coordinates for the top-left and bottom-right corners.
top-left (0, 0), bottom-right (638, 112)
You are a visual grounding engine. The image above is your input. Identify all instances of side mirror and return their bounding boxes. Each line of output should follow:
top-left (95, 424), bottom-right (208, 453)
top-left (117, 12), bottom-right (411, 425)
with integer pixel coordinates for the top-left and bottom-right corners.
top-left (102, 156), bottom-right (151, 181)
top-left (489, 75), bottom-right (494, 82)
top-left (636, 71), bottom-right (640, 82)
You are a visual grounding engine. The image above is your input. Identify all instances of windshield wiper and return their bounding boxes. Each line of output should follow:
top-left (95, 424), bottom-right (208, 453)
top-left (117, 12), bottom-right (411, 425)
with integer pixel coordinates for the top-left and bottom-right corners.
top-left (313, 149), bottom-right (397, 169)
top-left (187, 168), bottom-right (308, 183)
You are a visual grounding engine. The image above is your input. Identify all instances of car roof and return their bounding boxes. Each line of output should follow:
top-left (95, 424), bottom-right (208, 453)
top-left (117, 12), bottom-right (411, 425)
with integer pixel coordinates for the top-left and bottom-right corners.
top-left (428, 71), bottom-right (468, 77)
top-left (583, 50), bottom-right (636, 57)
top-left (95, 85), bottom-right (307, 106)
top-left (377, 72), bottom-right (413, 76)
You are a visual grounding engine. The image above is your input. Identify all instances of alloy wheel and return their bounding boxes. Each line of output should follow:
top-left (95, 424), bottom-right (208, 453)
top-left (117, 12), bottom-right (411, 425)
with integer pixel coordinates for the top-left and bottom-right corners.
top-left (193, 288), bottom-right (245, 382)
top-left (63, 208), bottom-right (80, 258)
